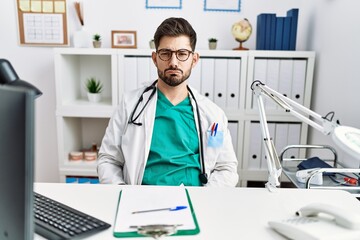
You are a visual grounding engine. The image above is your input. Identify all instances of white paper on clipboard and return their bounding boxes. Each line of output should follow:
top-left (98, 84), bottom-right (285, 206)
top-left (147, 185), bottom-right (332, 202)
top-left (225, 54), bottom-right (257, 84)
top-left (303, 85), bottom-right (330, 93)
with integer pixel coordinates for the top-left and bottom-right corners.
top-left (114, 186), bottom-right (196, 233)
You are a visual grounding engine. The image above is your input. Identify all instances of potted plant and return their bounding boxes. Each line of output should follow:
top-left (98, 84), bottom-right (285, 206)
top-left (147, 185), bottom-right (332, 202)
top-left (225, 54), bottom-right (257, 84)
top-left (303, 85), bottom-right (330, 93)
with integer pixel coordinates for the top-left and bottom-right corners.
top-left (92, 34), bottom-right (102, 48)
top-left (208, 38), bottom-right (218, 50)
top-left (85, 77), bottom-right (103, 102)
top-left (149, 39), bottom-right (155, 49)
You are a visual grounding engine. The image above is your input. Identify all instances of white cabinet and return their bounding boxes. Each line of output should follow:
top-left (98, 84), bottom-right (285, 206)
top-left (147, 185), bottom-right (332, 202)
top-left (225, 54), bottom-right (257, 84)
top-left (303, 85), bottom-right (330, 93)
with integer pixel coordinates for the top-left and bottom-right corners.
top-left (54, 48), bottom-right (118, 182)
top-left (54, 49), bottom-right (315, 185)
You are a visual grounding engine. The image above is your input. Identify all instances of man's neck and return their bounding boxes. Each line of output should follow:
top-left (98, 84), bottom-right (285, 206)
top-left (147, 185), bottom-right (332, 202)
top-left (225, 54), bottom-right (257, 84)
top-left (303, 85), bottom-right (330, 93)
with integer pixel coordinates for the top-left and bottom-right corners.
top-left (157, 80), bottom-right (188, 106)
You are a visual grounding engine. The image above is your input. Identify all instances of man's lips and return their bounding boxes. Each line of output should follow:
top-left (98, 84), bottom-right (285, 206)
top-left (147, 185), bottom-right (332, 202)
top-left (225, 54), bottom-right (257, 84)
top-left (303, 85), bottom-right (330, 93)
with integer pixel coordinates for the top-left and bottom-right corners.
top-left (165, 69), bottom-right (182, 74)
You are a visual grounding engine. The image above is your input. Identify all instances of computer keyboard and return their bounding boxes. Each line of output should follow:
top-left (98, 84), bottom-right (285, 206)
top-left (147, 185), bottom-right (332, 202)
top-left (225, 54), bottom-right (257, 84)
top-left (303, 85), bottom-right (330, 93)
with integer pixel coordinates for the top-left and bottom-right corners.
top-left (34, 192), bottom-right (111, 240)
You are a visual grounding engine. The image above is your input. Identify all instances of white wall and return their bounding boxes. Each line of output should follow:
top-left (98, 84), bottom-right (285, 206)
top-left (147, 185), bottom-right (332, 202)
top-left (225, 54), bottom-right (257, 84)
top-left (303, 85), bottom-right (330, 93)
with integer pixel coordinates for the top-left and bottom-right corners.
top-left (309, 1), bottom-right (360, 167)
top-left (1, 0), bottom-right (359, 182)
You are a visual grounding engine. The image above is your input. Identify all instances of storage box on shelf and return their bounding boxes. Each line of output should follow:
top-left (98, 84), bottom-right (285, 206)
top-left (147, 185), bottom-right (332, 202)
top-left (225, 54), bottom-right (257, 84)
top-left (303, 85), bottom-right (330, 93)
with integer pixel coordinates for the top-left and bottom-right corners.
top-left (54, 48), bottom-right (315, 186)
top-left (56, 116), bottom-right (110, 182)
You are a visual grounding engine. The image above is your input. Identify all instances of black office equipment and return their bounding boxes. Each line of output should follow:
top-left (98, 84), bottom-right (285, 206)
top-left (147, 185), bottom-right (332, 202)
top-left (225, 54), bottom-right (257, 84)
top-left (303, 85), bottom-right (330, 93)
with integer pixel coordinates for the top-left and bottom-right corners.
top-left (0, 85), bottom-right (36, 240)
top-left (0, 59), bottom-right (110, 240)
top-left (34, 192), bottom-right (111, 240)
top-left (0, 59), bottom-right (42, 97)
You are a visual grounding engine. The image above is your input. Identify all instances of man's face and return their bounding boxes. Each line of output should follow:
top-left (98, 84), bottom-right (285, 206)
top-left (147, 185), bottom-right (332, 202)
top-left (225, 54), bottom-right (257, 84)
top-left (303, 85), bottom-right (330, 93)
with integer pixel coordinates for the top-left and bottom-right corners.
top-left (152, 35), bottom-right (199, 87)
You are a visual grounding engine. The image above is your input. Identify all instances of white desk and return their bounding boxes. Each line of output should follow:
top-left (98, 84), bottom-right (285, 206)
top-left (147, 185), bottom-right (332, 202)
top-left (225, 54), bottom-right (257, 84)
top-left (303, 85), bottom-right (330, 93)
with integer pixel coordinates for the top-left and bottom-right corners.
top-left (34, 183), bottom-right (360, 239)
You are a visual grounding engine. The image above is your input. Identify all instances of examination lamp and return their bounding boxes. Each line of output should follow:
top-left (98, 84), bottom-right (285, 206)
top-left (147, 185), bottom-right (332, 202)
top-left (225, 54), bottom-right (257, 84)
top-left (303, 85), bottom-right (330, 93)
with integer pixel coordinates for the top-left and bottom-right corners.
top-left (251, 80), bottom-right (360, 191)
top-left (0, 59), bottom-right (42, 97)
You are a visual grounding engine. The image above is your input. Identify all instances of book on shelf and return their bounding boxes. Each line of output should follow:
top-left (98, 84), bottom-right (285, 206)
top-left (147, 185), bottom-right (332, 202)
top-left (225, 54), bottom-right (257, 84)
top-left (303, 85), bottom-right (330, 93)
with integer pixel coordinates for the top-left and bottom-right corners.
top-left (275, 17), bottom-right (285, 50)
top-left (256, 8), bottom-right (299, 51)
top-left (269, 14), bottom-right (277, 50)
top-left (287, 8), bottom-right (299, 50)
top-left (282, 16), bottom-right (292, 50)
top-left (256, 13), bottom-right (267, 50)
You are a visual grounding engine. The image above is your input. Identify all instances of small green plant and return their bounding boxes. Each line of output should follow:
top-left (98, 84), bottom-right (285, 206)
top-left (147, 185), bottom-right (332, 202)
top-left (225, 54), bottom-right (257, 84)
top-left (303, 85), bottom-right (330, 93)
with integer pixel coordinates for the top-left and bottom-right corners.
top-left (93, 34), bottom-right (101, 42)
top-left (85, 77), bottom-right (103, 93)
top-left (208, 38), bottom-right (217, 42)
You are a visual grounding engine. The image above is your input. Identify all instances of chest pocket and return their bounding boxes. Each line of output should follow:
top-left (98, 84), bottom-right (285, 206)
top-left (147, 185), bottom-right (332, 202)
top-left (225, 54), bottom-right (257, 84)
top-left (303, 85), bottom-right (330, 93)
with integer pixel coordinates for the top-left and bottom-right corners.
top-left (206, 123), bottom-right (224, 148)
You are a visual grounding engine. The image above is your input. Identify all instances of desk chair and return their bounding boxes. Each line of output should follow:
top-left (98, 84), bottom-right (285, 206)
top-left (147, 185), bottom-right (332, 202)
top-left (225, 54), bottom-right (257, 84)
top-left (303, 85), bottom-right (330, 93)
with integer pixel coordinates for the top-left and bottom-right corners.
top-left (279, 144), bottom-right (360, 194)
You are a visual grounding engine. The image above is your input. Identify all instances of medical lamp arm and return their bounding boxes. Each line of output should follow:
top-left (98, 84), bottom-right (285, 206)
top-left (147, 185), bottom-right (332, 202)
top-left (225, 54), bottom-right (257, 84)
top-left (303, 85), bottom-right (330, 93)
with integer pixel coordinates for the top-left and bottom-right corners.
top-left (252, 81), bottom-right (339, 135)
top-left (254, 88), bottom-right (282, 191)
top-left (250, 80), bottom-right (340, 191)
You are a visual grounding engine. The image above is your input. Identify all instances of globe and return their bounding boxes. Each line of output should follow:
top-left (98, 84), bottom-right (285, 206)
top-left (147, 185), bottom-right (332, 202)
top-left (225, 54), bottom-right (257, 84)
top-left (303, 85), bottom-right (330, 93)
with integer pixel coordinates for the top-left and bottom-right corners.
top-left (231, 18), bottom-right (252, 50)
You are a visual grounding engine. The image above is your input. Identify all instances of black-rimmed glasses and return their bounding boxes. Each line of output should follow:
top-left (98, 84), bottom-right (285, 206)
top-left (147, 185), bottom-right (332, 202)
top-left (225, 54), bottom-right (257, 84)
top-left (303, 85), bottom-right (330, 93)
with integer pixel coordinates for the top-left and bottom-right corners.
top-left (157, 49), bottom-right (194, 62)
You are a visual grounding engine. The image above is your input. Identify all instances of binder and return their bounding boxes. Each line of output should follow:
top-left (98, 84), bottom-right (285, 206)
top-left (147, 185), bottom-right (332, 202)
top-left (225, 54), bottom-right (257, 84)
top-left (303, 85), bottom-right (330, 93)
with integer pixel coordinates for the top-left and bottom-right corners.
top-left (261, 122), bottom-right (275, 170)
top-left (282, 16), bottom-right (292, 50)
top-left (253, 59), bottom-right (268, 109)
top-left (113, 187), bottom-right (200, 238)
top-left (291, 59), bottom-right (306, 105)
top-left (248, 122), bottom-right (262, 170)
top-left (214, 58), bottom-right (228, 108)
top-left (228, 121), bottom-right (239, 153)
top-left (266, 59), bottom-right (280, 110)
top-left (286, 123), bottom-right (301, 159)
top-left (149, 58), bottom-right (158, 81)
top-left (201, 58), bottom-right (215, 101)
top-left (226, 58), bottom-right (241, 109)
top-left (269, 14), bottom-right (277, 50)
top-left (124, 57), bottom-right (138, 92)
top-left (275, 17), bottom-right (285, 50)
top-left (274, 123), bottom-right (289, 155)
top-left (265, 14), bottom-right (275, 50)
top-left (278, 59), bottom-right (293, 101)
top-left (287, 8), bottom-right (299, 50)
top-left (187, 58), bottom-right (202, 91)
top-left (136, 57), bottom-right (151, 87)
top-left (256, 14), bottom-right (267, 50)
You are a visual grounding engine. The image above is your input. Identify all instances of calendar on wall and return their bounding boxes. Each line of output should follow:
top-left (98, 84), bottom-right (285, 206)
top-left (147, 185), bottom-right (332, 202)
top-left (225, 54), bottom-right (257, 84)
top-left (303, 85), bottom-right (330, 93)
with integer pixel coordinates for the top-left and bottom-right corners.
top-left (16, 0), bottom-right (68, 46)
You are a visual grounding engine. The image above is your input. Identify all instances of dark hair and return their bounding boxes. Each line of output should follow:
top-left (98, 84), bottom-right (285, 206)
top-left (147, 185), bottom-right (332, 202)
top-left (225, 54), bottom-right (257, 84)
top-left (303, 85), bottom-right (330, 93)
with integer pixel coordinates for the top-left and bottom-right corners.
top-left (153, 17), bottom-right (197, 51)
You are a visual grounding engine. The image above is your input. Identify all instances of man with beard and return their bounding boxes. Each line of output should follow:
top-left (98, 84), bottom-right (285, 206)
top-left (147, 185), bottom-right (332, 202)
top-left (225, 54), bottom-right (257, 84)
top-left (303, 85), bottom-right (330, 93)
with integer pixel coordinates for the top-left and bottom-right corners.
top-left (97, 17), bottom-right (238, 187)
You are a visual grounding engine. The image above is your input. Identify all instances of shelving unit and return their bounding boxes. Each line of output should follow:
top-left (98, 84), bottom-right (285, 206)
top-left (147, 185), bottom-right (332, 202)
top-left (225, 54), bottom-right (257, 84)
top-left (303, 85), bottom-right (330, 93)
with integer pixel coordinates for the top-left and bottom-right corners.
top-left (54, 48), bottom-right (315, 185)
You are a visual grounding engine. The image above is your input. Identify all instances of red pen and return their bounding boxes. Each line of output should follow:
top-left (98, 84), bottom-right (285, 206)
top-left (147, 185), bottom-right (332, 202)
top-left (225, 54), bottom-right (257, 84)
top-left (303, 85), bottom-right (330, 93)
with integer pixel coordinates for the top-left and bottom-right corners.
top-left (211, 123), bottom-right (216, 136)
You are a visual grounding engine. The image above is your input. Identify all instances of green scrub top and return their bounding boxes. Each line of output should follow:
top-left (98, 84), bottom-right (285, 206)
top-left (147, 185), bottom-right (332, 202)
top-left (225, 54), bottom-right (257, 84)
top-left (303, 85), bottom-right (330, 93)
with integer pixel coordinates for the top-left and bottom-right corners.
top-left (142, 89), bottom-right (202, 186)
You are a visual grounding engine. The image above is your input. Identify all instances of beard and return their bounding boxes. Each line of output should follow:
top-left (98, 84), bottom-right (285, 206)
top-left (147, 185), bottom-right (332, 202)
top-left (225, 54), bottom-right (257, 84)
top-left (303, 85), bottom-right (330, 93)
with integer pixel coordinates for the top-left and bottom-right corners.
top-left (158, 67), bottom-right (192, 87)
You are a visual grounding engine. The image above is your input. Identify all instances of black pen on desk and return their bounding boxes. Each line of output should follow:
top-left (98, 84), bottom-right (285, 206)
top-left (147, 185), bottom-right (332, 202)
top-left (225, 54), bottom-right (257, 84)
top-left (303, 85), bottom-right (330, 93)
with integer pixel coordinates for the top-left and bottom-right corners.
top-left (132, 206), bottom-right (187, 214)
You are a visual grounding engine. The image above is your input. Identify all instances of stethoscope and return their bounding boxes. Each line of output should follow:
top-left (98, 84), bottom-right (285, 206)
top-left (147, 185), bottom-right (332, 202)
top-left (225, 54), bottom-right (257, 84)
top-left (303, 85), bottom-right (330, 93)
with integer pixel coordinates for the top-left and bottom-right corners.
top-left (128, 80), bottom-right (208, 184)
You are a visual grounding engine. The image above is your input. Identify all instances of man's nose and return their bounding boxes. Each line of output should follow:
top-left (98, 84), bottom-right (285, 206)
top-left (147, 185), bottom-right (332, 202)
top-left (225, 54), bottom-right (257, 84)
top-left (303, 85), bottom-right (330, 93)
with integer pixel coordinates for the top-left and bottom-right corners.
top-left (168, 52), bottom-right (179, 67)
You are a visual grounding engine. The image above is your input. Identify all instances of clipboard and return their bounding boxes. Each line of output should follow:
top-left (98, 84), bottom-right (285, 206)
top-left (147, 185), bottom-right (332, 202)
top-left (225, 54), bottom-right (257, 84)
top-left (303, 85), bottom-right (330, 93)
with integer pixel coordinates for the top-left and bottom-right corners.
top-left (113, 187), bottom-right (200, 238)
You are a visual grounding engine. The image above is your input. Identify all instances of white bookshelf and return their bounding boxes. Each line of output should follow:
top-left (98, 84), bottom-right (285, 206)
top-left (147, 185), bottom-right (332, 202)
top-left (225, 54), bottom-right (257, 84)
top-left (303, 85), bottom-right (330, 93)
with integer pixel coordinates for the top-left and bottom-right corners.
top-left (54, 48), bottom-right (315, 185)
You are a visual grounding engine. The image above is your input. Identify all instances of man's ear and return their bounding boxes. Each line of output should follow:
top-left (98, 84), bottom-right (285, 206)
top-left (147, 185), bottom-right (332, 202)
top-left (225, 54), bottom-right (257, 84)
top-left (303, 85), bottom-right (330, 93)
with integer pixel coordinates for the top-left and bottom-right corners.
top-left (151, 51), bottom-right (158, 68)
top-left (191, 52), bottom-right (200, 68)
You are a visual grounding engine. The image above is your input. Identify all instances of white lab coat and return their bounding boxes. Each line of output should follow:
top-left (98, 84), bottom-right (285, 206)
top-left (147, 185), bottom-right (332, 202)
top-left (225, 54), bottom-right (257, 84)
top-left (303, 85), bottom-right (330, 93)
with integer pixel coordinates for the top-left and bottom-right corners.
top-left (97, 83), bottom-right (239, 186)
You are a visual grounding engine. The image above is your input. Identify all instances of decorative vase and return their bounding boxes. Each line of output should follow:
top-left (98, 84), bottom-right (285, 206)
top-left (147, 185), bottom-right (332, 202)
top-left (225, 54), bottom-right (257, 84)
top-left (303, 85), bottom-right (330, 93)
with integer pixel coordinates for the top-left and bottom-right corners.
top-left (87, 92), bottom-right (101, 103)
top-left (209, 42), bottom-right (217, 50)
top-left (73, 26), bottom-right (91, 48)
top-left (93, 41), bottom-right (102, 48)
top-left (149, 40), bottom-right (155, 49)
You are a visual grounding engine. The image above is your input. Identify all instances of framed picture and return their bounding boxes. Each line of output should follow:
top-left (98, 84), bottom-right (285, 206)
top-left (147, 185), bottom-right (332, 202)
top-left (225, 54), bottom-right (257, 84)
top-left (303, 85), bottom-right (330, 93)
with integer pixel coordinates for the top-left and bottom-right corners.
top-left (204, 0), bottom-right (241, 12)
top-left (111, 31), bottom-right (137, 48)
top-left (146, 0), bottom-right (182, 9)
